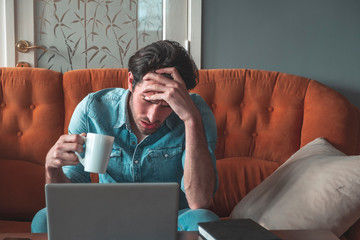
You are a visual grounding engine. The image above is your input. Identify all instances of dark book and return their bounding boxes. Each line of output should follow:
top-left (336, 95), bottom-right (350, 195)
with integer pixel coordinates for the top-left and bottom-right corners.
top-left (198, 219), bottom-right (281, 240)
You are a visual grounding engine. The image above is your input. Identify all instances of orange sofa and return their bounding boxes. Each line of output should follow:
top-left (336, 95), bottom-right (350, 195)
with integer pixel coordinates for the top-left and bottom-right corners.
top-left (0, 67), bottom-right (359, 239)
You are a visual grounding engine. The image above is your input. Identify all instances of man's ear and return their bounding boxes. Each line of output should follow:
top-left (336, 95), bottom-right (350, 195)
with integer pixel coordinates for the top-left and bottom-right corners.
top-left (128, 72), bottom-right (134, 92)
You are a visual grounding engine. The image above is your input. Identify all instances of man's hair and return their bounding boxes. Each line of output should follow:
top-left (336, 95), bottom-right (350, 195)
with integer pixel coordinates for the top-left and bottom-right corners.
top-left (128, 40), bottom-right (198, 90)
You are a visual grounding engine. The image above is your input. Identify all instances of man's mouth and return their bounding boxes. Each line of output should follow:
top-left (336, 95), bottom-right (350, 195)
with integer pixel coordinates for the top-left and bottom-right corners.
top-left (140, 120), bottom-right (157, 130)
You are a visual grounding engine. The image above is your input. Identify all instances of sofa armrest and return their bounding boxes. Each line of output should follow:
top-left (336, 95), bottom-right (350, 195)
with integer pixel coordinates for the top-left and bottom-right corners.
top-left (302, 80), bottom-right (360, 155)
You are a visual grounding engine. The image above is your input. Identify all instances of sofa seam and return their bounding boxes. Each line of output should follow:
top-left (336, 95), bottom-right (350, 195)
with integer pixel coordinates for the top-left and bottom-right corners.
top-left (299, 78), bottom-right (312, 149)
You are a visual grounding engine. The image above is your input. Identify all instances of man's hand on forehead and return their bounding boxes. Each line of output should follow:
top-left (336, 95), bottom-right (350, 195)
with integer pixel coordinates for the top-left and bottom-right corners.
top-left (142, 67), bottom-right (184, 96)
top-left (141, 67), bottom-right (199, 122)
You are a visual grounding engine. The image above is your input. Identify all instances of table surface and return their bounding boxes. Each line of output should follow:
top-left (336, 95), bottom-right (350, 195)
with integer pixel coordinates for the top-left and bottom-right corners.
top-left (0, 230), bottom-right (339, 240)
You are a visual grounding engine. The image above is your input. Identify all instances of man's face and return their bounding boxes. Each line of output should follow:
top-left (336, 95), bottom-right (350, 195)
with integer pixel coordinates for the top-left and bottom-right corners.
top-left (128, 73), bottom-right (173, 137)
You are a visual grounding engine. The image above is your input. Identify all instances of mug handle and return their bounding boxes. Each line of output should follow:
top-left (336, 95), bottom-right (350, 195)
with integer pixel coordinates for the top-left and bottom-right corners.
top-left (75, 135), bottom-right (86, 166)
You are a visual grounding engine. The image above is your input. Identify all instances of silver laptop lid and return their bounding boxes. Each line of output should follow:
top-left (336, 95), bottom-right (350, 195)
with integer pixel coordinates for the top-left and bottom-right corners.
top-left (46, 183), bottom-right (179, 240)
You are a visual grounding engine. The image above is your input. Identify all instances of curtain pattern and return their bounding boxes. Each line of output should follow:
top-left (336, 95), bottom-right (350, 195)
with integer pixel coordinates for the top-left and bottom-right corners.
top-left (36, 0), bottom-right (162, 72)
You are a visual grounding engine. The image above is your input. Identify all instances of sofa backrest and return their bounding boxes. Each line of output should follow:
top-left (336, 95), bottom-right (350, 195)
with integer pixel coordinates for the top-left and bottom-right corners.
top-left (0, 67), bottom-right (64, 221)
top-left (193, 69), bottom-right (360, 161)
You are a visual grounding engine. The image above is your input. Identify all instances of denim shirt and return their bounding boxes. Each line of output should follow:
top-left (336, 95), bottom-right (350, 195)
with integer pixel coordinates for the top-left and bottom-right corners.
top-left (63, 88), bottom-right (218, 209)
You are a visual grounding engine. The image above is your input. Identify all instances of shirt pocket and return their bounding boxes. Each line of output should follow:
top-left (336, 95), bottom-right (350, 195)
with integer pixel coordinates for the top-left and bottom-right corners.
top-left (107, 148), bottom-right (131, 182)
top-left (145, 146), bottom-right (183, 181)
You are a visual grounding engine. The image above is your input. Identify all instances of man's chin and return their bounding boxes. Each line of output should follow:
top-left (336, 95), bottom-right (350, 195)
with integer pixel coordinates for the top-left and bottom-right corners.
top-left (138, 124), bottom-right (159, 135)
top-left (141, 128), bottom-right (158, 136)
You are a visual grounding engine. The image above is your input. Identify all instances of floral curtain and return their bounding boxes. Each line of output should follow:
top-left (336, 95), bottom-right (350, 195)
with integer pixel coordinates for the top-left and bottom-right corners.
top-left (36, 0), bottom-right (162, 72)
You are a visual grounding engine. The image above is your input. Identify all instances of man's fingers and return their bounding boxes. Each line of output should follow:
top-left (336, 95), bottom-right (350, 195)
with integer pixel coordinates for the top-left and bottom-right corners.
top-left (143, 67), bottom-right (183, 86)
top-left (142, 82), bottom-right (168, 94)
top-left (46, 133), bottom-right (86, 170)
top-left (144, 92), bottom-right (166, 101)
top-left (58, 134), bottom-right (85, 145)
top-left (56, 139), bottom-right (84, 153)
top-left (142, 73), bottom-right (170, 86)
top-left (155, 67), bottom-right (182, 83)
top-left (53, 151), bottom-right (80, 165)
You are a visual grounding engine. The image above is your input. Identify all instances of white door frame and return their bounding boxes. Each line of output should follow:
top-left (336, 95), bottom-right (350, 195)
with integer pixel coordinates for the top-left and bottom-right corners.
top-left (0, 0), bottom-right (35, 67)
top-left (0, 0), bottom-right (16, 67)
top-left (164, 0), bottom-right (202, 68)
top-left (1, 0), bottom-right (202, 68)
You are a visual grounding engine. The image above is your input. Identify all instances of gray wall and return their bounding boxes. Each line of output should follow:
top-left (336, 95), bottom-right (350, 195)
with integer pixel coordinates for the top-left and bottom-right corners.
top-left (202, 0), bottom-right (360, 108)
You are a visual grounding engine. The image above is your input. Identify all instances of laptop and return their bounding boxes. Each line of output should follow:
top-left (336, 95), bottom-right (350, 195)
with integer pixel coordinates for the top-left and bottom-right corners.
top-left (45, 183), bottom-right (179, 240)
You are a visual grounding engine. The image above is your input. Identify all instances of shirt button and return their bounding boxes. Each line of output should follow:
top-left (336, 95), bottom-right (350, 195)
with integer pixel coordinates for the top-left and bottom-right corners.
top-left (134, 160), bottom-right (139, 164)
top-left (164, 153), bottom-right (169, 158)
top-left (29, 104), bottom-right (36, 110)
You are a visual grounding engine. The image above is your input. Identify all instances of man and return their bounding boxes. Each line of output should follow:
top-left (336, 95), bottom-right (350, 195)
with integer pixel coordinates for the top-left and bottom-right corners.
top-left (31, 40), bottom-right (219, 232)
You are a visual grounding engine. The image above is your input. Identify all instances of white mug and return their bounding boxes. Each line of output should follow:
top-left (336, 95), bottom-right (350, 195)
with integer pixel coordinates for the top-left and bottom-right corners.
top-left (76, 133), bottom-right (115, 174)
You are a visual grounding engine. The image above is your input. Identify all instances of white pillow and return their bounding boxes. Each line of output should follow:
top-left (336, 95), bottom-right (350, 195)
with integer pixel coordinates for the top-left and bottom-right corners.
top-left (230, 137), bottom-right (360, 237)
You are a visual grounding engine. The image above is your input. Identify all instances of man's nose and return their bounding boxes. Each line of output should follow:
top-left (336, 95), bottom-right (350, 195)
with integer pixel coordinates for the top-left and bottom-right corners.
top-left (147, 105), bottom-right (160, 123)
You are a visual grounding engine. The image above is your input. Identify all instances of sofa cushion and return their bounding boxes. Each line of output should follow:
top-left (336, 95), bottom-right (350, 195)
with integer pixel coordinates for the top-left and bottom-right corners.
top-left (0, 159), bottom-right (45, 221)
top-left (0, 67), bottom-right (64, 221)
top-left (208, 157), bottom-right (279, 217)
top-left (230, 137), bottom-right (360, 237)
top-left (192, 69), bottom-right (310, 164)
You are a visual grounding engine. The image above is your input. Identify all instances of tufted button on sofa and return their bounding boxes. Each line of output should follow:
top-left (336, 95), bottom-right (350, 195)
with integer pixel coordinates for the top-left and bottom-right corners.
top-left (0, 67), bottom-right (359, 239)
